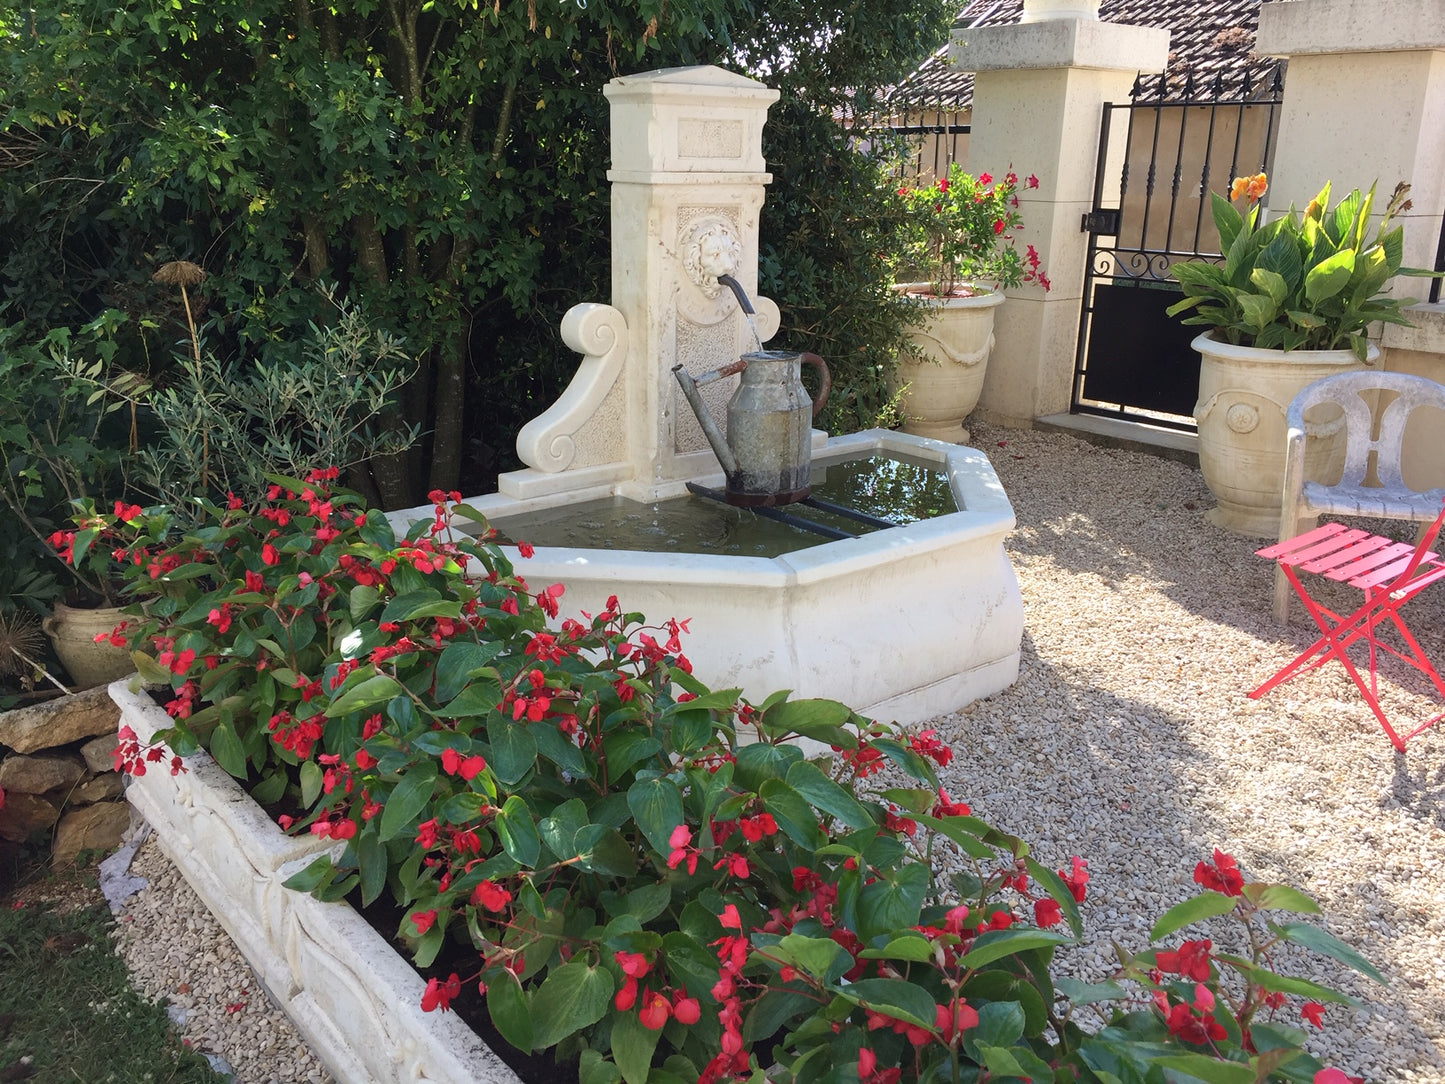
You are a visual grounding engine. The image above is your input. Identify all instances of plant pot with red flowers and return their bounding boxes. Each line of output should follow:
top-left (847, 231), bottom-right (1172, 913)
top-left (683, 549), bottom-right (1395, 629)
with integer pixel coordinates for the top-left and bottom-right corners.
top-left (890, 165), bottom-right (1049, 443)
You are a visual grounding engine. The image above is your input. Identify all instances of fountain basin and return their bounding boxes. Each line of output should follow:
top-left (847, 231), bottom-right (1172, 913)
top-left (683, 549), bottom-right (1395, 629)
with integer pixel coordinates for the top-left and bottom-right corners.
top-left (392, 430), bottom-right (1023, 724)
top-left (112, 680), bottom-right (520, 1084)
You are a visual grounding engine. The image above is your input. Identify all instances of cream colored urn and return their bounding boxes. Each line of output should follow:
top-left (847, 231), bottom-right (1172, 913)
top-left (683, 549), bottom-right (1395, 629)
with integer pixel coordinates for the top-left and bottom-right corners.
top-left (891, 289), bottom-right (1005, 444)
top-left (1193, 332), bottom-right (1374, 537)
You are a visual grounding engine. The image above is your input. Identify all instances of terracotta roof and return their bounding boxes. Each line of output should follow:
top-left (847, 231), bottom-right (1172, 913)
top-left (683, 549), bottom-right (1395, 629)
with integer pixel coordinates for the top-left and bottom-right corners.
top-left (888, 0), bottom-right (1281, 108)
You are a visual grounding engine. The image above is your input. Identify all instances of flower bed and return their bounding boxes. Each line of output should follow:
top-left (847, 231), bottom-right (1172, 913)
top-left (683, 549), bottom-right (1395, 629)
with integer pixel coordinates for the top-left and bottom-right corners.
top-left (78, 475), bottom-right (1380, 1084)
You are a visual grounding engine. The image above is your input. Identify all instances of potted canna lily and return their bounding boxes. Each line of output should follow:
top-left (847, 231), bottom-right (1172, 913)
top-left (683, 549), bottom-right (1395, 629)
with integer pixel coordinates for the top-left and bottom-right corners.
top-left (1168, 175), bottom-right (1427, 535)
top-left (890, 165), bottom-right (1049, 443)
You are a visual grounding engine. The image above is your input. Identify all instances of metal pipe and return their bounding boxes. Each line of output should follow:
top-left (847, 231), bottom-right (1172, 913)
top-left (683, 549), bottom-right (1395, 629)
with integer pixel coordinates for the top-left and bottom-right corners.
top-left (686, 484), bottom-right (854, 541)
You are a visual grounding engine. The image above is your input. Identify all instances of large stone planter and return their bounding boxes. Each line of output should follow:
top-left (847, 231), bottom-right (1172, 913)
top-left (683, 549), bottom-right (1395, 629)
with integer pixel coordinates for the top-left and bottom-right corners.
top-left (111, 680), bottom-right (520, 1084)
top-left (1193, 332), bottom-right (1375, 536)
top-left (891, 288), bottom-right (1005, 444)
top-left (43, 601), bottom-right (134, 690)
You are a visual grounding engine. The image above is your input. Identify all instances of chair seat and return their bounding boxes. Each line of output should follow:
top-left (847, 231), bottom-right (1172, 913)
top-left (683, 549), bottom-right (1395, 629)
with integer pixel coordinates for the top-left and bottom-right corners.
top-left (1301, 481), bottom-right (1445, 522)
top-left (1252, 507), bottom-right (1445, 752)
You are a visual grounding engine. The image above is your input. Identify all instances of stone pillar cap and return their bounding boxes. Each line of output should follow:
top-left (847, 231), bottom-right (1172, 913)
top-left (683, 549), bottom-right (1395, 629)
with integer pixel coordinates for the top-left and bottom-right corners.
top-left (603, 65), bottom-right (779, 178)
top-left (1258, 0), bottom-right (1445, 56)
top-left (951, 18), bottom-right (1168, 73)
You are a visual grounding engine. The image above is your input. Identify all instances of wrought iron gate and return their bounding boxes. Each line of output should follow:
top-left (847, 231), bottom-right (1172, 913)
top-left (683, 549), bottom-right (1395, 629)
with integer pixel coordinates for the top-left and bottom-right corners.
top-left (1072, 69), bottom-right (1284, 427)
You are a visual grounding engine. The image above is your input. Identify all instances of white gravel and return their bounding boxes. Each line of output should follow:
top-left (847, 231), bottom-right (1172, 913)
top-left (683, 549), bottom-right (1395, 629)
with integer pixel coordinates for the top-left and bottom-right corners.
top-left (113, 837), bottom-right (334, 1084)
top-left (111, 421), bottom-right (1445, 1082)
top-left (937, 421), bottom-right (1445, 1083)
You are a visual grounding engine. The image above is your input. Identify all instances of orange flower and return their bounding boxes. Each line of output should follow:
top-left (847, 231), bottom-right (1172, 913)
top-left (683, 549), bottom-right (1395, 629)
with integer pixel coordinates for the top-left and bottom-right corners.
top-left (1230, 173), bottom-right (1268, 203)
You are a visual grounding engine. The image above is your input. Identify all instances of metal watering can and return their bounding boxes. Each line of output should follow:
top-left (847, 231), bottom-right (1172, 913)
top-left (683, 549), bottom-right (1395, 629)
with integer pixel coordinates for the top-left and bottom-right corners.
top-left (673, 350), bottom-right (831, 507)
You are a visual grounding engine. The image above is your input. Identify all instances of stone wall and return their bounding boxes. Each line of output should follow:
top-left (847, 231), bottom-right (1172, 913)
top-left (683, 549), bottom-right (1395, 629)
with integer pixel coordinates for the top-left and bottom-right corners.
top-left (0, 684), bottom-right (131, 864)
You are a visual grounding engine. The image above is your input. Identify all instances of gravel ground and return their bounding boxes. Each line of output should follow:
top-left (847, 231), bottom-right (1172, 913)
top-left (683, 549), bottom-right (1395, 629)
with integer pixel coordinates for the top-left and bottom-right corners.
top-left (111, 421), bottom-right (1445, 1082)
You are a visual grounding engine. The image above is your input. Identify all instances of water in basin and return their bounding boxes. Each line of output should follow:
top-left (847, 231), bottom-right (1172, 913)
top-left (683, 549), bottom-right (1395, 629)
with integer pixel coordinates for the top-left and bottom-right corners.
top-left (490, 452), bottom-right (956, 557)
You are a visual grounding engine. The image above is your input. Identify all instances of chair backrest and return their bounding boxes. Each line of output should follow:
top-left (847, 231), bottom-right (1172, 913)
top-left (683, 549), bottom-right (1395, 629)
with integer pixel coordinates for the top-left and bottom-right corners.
top-left (1287, 371), bottom-right (1445, 491)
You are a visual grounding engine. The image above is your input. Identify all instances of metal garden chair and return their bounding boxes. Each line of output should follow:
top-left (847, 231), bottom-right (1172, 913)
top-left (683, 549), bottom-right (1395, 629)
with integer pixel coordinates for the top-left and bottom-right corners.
top-left (1251, 501), bottom-right (1445, 752)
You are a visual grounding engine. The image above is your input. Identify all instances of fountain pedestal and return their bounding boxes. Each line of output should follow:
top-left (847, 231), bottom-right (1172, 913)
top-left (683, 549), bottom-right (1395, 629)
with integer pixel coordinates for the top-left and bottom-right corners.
top-left (391, 65), bottom-right (1025, 726)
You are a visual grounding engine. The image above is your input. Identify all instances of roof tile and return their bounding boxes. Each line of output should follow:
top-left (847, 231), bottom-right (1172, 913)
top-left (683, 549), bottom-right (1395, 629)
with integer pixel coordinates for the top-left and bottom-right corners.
top-left (889, 0), bottom-right (1280, 107)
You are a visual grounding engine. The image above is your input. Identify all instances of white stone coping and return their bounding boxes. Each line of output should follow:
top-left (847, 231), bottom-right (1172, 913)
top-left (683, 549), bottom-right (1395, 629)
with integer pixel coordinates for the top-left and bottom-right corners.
top-left (111, 680), bottom-right (522, 1084)
top-left (1383, 302), bottom-right (1445, 354)
top-left (1257, 0), bottom-right (1445, 57)
top-left (949, 17), bottom-right (1169, 73)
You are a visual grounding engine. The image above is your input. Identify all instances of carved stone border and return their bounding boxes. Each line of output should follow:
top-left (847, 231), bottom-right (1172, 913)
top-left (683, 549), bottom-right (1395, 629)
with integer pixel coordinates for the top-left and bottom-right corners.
top-left (113, 680), bottom-right (520, 1084)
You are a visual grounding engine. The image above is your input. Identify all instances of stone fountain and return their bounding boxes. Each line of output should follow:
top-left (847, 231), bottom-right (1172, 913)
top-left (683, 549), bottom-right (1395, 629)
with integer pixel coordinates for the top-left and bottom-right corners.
top-left (115, 66), bottom-right (1029, 1084)
top-left (389, 65), bottom-right (1024, 725)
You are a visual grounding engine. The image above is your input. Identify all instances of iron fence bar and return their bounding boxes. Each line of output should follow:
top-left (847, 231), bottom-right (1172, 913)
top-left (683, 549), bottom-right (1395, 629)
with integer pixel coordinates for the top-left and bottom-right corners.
top-left (1136, 77), bottom-right (1168, 251)
top-left (1164, 81), bottom-right (1194, 255)
top-left (1193, 73), bottom-right (1226, 252)
top-left (1432, 211), bottom-right (1445, 303)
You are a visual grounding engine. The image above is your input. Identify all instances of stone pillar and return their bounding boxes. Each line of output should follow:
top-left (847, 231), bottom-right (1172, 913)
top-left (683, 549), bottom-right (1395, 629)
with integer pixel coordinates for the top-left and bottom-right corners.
top-left (503, 66), bottom-right (781, 503)
top-left (1257, 0), bottom-right (1445, 273)
top-left (949, 7), bottom-right (1167, 425)
top-left (1254, 0), bottom-right (1445, 271)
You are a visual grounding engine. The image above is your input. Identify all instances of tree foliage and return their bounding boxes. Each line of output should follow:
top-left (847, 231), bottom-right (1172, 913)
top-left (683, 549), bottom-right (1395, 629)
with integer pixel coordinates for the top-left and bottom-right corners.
top-left (1, 0), bottom-right (951, 505)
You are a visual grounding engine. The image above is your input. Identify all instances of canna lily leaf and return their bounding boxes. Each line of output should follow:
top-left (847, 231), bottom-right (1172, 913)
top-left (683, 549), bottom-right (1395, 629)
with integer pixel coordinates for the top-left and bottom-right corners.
top-left (1304, 249), bottom-right (1355, 303)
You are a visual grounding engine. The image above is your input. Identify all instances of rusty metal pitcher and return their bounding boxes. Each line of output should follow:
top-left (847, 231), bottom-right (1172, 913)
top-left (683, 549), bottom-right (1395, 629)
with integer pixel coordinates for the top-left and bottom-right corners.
top-left (673, 351), bottom-right (832, 506)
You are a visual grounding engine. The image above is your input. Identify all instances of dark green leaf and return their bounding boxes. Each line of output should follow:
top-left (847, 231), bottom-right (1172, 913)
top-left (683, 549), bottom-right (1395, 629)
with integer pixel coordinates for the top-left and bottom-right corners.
top-left (1149, 892), bottom-right (1239, 941)
top-left (487, 717), bottom-right (538, 785)
top-left (487, 973), bottom-right (534, 1054)
top-left (208, 722), bottom-right (247, 778)
top-left (434, 641), bottom-right (504, 703)
top-left (959, 928), bottom-right (1074, 969)
top-left (538, 798), bottom-right (589, 862)
top-left (1270, 922), bottom-right (1386, 984)
top-left (627, 776), bottom-right (685, 856)
top-left (857, 862), bottom-right (929, 941)
top-left (836, 977), bottom-right (937, 1029)
top-left (773, 934), bottom-right (845, 980)
top-left (357, 828), bottom-right (387, 906)
top-left (580, 1050), bottom-right (623, 1084)
top-left (381, 588), bottom-right (462, 623)
top-left (496, 794), bottom-right (541, 867)
top-left (611, 1002), bottom-right (662, 1084)
top-left (743, 990), bottom-right (814, 1043)
top-left (326, 674), bottom-right (404, 717)
top-left (575, 824), bottom-right (637, 877)
top-left (758, 779), bottom-right (824, 849)
top-left (529, 961), bottom-right (615, 1049)
top-left (299, 760), bottom-right (323, 809)
top-left (785, 761), bottom-right (875, 829)
top-left (379, 763), bottom-right (438, 842)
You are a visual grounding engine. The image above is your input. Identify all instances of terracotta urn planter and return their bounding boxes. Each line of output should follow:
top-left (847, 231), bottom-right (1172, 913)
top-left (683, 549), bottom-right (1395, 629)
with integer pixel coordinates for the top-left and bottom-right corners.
top-left (1192, 332), bottom-right (1375, 537)
top-left (890, 288), bottom-right (1005, 444)
top-left (42, 601), bottom-right (135, 690)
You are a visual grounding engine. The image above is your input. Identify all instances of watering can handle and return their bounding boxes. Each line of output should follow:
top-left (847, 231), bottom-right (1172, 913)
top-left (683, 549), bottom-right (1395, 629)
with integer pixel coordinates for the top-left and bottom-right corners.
top-left (801, 353), bottom-right (832, 419)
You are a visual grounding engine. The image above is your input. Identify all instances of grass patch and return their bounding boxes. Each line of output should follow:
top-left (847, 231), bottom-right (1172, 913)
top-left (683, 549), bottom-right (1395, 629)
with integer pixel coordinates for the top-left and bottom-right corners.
top-left (0, 856), bottom-right (225, 1084)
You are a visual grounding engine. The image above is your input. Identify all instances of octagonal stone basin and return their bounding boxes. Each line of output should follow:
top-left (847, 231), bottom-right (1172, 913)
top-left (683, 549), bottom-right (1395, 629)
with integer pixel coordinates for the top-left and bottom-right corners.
top-left (391, 430), bottom-right (1024, 724)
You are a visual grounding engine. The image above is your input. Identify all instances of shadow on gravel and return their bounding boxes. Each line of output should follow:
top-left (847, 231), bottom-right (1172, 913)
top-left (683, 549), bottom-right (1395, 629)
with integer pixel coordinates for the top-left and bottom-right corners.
top-left (1390, 755), bottom-right (1445, 831)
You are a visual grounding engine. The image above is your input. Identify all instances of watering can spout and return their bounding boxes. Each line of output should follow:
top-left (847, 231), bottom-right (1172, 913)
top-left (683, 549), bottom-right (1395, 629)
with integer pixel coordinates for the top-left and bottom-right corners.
top-left (673, 363), bottom-right (741, 475)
